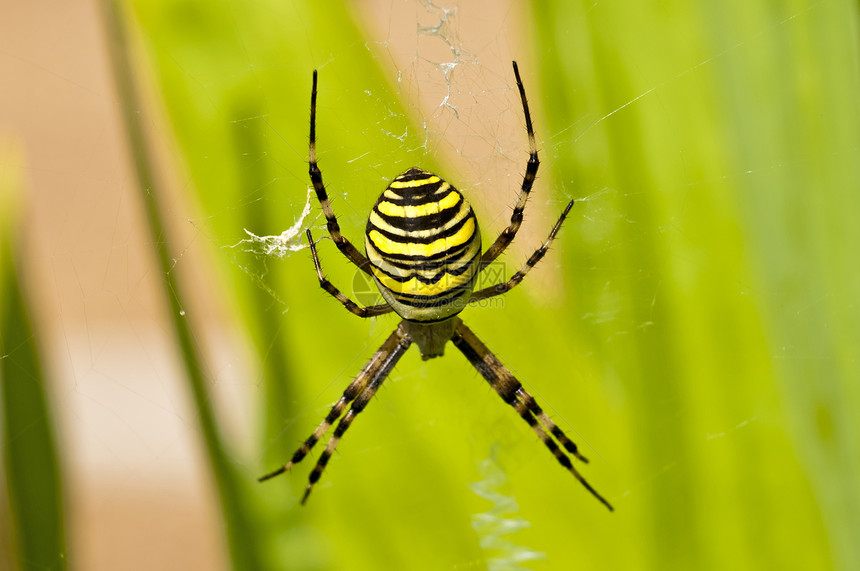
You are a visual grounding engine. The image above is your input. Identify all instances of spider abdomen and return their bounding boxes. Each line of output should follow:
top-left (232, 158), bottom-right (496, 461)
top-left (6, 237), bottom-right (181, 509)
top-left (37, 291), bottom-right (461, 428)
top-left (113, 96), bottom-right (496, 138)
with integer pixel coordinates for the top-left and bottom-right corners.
top-left (365, 168), bottom-right (481, 322)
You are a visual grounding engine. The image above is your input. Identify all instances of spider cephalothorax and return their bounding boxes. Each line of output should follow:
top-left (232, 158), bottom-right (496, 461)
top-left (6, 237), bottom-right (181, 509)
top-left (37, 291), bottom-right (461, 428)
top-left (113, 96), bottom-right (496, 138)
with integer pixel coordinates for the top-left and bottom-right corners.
top-left (259, 62), bottom-right (612, 511)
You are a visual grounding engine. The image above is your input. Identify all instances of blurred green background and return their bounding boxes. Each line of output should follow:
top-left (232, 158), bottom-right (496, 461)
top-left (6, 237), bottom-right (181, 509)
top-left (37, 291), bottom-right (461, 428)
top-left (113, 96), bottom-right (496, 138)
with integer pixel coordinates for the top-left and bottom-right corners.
top-left (3, 0), bottom-right (859, 569)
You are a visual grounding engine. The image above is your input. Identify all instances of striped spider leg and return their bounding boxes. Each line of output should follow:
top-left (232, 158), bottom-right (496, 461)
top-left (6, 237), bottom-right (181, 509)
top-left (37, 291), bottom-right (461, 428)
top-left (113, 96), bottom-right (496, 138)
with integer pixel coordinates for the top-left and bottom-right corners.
top-left (451, 321), bottom-right (613, 512)
top-left (258, 319), bottom-right (411, 504)
top-left (479, 61), bottom-right (540, 271)
top-left (307, 69), bottom-right (373, 276)
top-left (259, 62), bottom-right (612, 510)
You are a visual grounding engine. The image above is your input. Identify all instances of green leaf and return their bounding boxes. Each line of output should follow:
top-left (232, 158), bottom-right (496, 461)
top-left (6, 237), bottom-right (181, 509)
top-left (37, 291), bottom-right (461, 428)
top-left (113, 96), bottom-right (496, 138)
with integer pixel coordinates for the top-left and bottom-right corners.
top-left (1, 143), bottom-right (67, 570)
top-left (532, 0), bottom-right (859, 569)
top-left (102, 1), bottom-right (266, 568)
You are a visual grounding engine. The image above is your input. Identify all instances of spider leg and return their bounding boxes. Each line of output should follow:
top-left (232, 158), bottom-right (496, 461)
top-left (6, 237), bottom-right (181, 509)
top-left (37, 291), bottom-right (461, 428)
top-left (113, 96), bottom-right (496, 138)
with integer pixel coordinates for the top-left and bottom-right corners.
top-left (259, 324), bottom-right (412, 496)
top-left (300, 323), bottom-right (412, 503)
top-left (308, 69), bottom-right (373, 275)
top-left (470, 200), bottom-right (574, 303)
top-left (451, 321), bottom-right (613, 511)
top-left (480, 61), bottom-right (540, 270)
top-left (306, 230), bottom-right (393, 318)
top-left (514, 386), bottom-right (588, 463)
top-left (258, 362), bottom-right (374, 484)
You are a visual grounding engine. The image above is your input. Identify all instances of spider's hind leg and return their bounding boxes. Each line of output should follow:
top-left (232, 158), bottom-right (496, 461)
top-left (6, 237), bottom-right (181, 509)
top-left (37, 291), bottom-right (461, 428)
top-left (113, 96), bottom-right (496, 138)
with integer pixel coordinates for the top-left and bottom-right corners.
top-left (259, 324), bottom-right (412, 504)
top-left (451, 321), bottom-right (613, 511)
top-left (258, 362), bottom-right (374, 484)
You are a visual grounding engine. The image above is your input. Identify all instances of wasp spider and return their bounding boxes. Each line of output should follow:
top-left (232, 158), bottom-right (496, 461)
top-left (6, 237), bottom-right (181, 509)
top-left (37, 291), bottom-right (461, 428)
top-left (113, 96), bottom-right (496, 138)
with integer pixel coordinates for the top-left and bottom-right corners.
top-left (260, 62), bottom-right (612, 511)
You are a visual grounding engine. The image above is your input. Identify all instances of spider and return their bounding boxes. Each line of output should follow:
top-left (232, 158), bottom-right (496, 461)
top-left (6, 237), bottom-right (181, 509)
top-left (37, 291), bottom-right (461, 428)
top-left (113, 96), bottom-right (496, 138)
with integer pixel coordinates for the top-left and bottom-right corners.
top-left (259, 61), bottom-right (613, 511)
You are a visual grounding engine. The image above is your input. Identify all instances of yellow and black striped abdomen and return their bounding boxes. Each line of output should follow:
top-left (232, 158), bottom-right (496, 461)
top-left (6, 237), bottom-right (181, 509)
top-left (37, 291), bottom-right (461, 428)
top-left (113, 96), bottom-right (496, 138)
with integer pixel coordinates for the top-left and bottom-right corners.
top-left (365, 168), bottom-right (481, 322)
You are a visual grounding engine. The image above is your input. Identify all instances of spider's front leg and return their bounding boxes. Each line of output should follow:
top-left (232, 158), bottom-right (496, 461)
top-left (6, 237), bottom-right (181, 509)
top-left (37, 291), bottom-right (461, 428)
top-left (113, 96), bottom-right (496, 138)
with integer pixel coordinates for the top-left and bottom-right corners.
top-left (259, 324), bottom-right (412, 504)
top-left (480, 61), bottom-right (541, 270)
top-left (307, 69), bottom-right (373, 275)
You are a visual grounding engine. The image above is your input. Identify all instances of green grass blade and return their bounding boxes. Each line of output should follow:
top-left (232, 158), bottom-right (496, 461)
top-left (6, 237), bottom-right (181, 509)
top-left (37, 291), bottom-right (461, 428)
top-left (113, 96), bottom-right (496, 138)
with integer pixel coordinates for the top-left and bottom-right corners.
top-left (99, 2), bottom-right (265, 569)
top-left (531, 0), bottom-right (860, 569)
top-left (1, 145), bottom-right (67, 570)
top-left (709, 2), bottom-right (860, 568)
